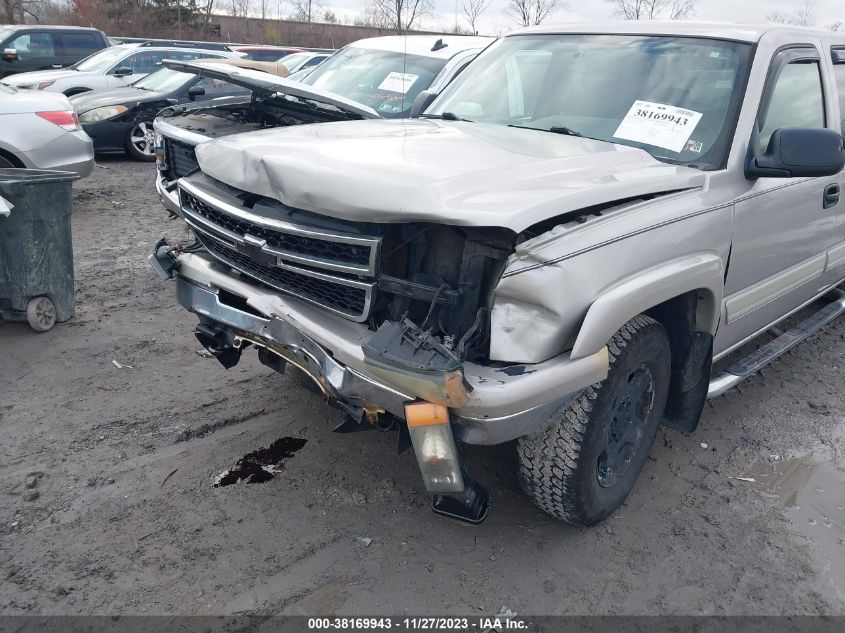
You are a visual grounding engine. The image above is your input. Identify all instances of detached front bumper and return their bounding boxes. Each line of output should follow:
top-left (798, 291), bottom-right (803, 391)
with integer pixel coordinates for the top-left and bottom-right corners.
top-left (156, 173), bottom-right (181, 215)
top-left (151, 243), bottom-right (609, 445)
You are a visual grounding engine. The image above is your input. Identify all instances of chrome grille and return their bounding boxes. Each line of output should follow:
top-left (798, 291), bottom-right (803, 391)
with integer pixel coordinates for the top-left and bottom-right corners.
top-left (178, 180), bottom-right (379, 321)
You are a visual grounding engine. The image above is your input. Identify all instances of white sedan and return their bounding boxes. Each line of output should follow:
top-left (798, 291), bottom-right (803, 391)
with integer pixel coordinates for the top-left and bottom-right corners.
top-left (1, 43), bottom-right (239, 96)
top-left (0, 83), bottom-right (94, 178)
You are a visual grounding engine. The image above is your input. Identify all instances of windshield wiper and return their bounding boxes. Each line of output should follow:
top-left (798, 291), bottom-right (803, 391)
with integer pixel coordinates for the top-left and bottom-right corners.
top-left (419, 112), bottom-right (472, 122)
top-left (508, 123), bottom-right (584, 137)
top-left (508, 123), bottom-right (609, 143)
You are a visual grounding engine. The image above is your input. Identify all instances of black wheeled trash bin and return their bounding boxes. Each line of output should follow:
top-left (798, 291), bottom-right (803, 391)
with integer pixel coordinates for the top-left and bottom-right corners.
top-left (0, 169), bottom-right (78, 332)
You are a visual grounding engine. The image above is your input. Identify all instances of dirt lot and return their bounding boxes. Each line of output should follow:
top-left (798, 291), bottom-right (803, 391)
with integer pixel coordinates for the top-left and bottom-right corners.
top-left (2, 158), bottom-right (845, 616)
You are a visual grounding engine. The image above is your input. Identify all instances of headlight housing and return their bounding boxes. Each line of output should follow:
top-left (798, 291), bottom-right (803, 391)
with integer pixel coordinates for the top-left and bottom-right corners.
top-left (22, 80), bottom-right (55, 90)
top-left (78, 105), bottom-right (128, 123)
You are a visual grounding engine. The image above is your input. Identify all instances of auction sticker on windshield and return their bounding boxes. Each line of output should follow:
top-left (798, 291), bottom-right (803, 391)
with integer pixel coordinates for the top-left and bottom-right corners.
top-left (613, 100), bottom-right (703, 153)
top-left (378, 72), bottom-right (419, 94)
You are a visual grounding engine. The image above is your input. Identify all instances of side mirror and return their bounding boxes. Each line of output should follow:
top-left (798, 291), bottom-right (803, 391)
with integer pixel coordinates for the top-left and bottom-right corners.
top-left (2, 48), bottom-right (18, 62)
top-left (112, 66), bottom-right (133, 77)
top-left (187, 85), bottom-right (205, 99)
top-left (746, 128), bottom-right (845, 179)
top-left (410, 90), bottom-right (437, 118)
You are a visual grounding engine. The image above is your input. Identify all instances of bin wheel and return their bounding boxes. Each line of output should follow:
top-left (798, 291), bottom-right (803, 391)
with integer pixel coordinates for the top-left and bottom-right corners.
top-left (26, 296), bottom-right (57, 332)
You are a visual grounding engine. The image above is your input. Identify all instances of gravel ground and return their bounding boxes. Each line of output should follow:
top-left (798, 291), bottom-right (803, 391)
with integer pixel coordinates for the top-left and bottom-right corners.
top-left (1, 158), bottom-right (845, 616)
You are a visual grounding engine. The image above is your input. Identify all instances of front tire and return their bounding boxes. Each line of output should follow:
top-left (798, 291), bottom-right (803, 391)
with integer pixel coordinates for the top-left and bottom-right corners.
top-left (517, 314), bottom-right (671, 526)
top-left (125, 120), bottom-right (156, 161)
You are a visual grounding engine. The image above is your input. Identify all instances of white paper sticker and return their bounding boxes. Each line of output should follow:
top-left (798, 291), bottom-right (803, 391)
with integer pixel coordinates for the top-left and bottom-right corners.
top-left (377, 72), bottom-right (419, 94)
top-left (613, 100), bottom-right (703, 153)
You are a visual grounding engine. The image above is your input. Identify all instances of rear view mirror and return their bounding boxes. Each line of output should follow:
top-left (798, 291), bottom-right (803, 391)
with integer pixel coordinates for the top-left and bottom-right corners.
top-left (187, 85), bottom-right (205, 99)
top-left (746, 128), bottom-right (845, 179)
top-left (410, 90), bottom-right (437, 118)
top-left (113, 66), bottom-right (133, 77)
top-left (2, 48), bottom-right (18, 62)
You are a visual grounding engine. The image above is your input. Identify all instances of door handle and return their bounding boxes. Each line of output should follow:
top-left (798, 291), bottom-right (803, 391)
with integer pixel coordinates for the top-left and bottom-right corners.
top-left (823, 184), bottom-right (840, 209)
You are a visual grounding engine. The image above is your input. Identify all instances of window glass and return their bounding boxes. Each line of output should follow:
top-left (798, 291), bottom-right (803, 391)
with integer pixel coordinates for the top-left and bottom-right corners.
top-left (301, 54), bottom-right (326, 68)
top-left (759, 60), bottom-right (825, 150)
top-left (168, 51), bottom-right (226, 61)
top-left (118, 51), bottom-right (165, 74)
top-left (280, 52), bottom-right (312, 71)
top-left (133, 67), bottom-right (193, 92)
top-left (248, 50), bottom-right (288, 61)
top-left (60, 32), bottom-right (99, 55)
top-left (8, 32), bottom-right (56, 59)
top-left (301, 47), bottom-right (446, 118)
top-left (830, 58), bottom-right (845, 130)
top-left (193, 76), bottom-right (247, 97)
top-left (430, 35), bottom-right (752, 167)
top-left (73, 46), bottom-right (127, 72)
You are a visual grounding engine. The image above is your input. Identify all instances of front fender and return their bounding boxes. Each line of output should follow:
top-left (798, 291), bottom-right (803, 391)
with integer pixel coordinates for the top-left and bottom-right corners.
top-left (570, 254), bottom-right (724, 360)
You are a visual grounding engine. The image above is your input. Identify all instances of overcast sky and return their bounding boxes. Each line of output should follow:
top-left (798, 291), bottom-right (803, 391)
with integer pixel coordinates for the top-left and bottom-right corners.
top-left (319, 0), bottom-right (845, 37)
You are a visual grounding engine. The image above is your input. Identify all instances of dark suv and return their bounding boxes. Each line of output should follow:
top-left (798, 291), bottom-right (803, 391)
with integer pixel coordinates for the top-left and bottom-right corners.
top-left (0, 25), bottom-right (109, 78)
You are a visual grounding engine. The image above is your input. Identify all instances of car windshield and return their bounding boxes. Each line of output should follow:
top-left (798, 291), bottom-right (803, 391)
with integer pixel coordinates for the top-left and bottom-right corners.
top-left (72, 46), bottom-right (130, 72)
top-left (301, 46), bottom-right (446, 118)
top-left (429, 34), bottom-right (753, 168)
top-left (133, 67), bottom-right (192, 93)
top-left (280, 52), bottom-right (311, 71)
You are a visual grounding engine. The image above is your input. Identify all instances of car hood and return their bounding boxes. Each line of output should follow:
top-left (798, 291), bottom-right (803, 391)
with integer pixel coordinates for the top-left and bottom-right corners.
top-left (161, 59), bottom-right (379, 120)
top-left (70, 86), bottom-right (162, 112)
top-left (195, 119), bottom-right (706, 232)
top-left (0, 85), bottom-right (73, 114)
top-left (1, 68), bottom-right (88, 86)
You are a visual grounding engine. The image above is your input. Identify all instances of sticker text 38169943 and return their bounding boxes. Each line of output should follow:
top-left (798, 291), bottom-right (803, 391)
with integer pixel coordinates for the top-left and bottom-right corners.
top-left (613, 100), bottom-right (703, 153)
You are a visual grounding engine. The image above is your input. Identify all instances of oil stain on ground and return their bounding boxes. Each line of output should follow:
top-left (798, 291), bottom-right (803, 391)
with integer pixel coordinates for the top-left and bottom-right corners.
top-left (213, 437), bottom-right (307, 487)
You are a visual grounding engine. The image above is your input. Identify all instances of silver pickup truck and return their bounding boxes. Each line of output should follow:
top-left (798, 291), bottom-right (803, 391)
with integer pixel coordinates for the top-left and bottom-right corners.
top-left (151, 22), bottom-right (845, 526)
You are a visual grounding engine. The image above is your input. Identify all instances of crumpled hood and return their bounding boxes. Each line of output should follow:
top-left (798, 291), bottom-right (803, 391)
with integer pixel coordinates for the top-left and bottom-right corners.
top-left (195, 119), bottom-right (706, 232)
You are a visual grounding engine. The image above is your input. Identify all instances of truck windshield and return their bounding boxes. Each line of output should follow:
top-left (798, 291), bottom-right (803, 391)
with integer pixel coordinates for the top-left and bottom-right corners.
top-left (429, 34), bottom-right (753, 168)
top-left (300, 46), bottom-right (446, 118)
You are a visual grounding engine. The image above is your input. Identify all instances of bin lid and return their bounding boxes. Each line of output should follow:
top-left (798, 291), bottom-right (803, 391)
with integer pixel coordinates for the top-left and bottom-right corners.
top-left (0, 168), bottom-right (79, 185)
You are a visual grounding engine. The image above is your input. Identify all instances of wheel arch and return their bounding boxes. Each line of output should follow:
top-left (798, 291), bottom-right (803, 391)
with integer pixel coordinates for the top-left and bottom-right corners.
top-left (570, 253), bottom-right (723, 360)
top-left (0, 146), bottom-right (25, 168)
top-left (570, 253), bottom-right (724, 433)
top-left (63, 87), bottom-right (91, 97)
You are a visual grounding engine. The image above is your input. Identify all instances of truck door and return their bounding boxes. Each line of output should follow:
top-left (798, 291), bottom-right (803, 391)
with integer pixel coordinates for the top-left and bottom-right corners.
top-left (718, 46), bottom-right (840, 353)
top-left (826, 48), bottom-right (845, 286)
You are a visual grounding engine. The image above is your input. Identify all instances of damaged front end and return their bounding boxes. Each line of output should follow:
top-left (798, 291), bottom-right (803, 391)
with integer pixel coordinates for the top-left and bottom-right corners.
top-left (150, 172), bottom-right (610, 523)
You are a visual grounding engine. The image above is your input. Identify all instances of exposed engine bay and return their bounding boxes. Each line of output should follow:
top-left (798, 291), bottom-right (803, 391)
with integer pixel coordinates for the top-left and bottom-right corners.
top-left (158, 93), bottom-right (367, 140)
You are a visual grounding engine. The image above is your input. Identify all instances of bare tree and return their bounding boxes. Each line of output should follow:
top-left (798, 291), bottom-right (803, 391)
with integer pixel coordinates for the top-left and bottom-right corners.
top-left (668, 0), bottom-right (695, 19)
top-left (3, 0), bottom-right (43, 22)
top-left (368, 0), bottom-right (433, 31)
top-left (828, 21), bottom-right (843, 31)
top-left (461, 0), bottom-right (491, 33)
top-left (768, 0), bottom-right (817, 26)
top-left (506, 0), bottom-right (561, 27)
top-left (290, 0), bottom-right (322, 22)
top-left (608, 0), bottom-right (696, 20)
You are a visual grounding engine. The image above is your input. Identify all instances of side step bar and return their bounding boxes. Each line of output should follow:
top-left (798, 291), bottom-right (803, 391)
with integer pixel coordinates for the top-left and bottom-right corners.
top-left (708, 288), bottom-right (845, 398)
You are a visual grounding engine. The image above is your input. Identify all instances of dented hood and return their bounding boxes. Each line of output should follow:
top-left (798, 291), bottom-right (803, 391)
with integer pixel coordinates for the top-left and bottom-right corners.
top-left (194, 119), bottom-right (706, 233)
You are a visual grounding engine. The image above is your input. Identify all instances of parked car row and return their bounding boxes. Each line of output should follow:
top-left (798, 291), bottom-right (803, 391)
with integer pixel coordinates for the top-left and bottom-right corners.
top-left (147, 22), bottom-right (845, 528)
top-left (152, 35), bottom-right (493, 213)
top-left (0, 27), bottom-right (333, 174)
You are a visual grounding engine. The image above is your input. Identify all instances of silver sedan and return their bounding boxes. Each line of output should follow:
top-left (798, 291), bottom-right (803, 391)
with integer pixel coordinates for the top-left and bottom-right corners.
top-left (0, 83), bottom-right (94, 178)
